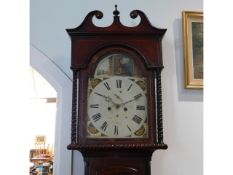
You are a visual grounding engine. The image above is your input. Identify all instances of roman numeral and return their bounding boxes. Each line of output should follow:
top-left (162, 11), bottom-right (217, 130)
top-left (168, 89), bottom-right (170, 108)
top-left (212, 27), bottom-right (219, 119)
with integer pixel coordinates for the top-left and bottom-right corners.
top-left (100, 121), bottom-right (108, 131)
top-left (132, 115), bottom-right (143, 124)
top-left (127, 125), bottom-right (132, 132)
top-left (116, 79), bottom-right (122, 88)
top-left (104, 82), bottom-right (111, 90)
top-left (92, 113), bottom-right (101, 122)
top-left (90, 104), bottom-right (99, 108)
top-left (127, 84), bottom-right (133, 91)
top-left (114, 125), bottom-right (118, 135)
top-left (134, 93), bottom-right (142, 100)
top-left (136, 105), bottom-right (145, 110)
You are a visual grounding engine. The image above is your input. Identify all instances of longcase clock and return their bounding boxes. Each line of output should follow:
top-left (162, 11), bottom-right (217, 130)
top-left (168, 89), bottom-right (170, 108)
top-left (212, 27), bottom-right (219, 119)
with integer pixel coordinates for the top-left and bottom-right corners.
top-left (67, 5), bottom-right (167, 175)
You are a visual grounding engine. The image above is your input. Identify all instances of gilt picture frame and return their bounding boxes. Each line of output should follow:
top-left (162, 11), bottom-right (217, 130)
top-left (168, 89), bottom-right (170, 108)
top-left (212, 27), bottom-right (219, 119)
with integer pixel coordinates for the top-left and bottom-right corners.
top-left (182, 11), bottom-right (203, 89)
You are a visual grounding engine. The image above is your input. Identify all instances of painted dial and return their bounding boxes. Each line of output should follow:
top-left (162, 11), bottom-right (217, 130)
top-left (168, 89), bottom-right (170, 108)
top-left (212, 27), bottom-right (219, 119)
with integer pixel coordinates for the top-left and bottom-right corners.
top-left (88, 76), bottom-right (147, 138)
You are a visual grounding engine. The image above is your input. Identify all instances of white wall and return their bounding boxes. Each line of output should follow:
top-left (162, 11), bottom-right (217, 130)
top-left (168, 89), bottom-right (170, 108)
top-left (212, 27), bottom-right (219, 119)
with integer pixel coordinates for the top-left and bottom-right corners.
top-left (30, 1), bottom-right (203, 175)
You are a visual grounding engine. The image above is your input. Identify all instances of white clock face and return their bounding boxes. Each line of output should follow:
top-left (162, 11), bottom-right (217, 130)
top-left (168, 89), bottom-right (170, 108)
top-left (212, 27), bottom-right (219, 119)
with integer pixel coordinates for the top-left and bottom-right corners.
top-left (87, 76), bottom-right (147, 138)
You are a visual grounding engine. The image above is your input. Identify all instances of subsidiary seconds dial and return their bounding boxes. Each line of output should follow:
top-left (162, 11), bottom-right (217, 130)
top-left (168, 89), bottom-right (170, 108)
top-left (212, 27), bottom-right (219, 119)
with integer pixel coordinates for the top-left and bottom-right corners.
top-left (87, 76), bottom-right (147, 138)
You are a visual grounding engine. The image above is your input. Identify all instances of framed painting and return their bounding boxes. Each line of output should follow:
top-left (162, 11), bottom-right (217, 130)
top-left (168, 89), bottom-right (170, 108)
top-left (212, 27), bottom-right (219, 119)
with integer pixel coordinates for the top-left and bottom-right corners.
top-left (182, 11), bottom-right (203, 89)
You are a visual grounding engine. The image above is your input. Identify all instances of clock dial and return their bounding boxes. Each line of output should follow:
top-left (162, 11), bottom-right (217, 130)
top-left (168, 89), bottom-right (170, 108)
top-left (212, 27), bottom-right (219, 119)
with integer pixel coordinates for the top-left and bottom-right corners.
top-left (87, 76), bottom-right (147, 138)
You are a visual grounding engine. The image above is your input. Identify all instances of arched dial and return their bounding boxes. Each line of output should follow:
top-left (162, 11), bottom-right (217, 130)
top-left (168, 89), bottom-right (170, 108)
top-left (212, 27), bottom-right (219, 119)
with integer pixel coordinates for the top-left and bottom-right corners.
top-left (88, 76), bottom-right (147, 138)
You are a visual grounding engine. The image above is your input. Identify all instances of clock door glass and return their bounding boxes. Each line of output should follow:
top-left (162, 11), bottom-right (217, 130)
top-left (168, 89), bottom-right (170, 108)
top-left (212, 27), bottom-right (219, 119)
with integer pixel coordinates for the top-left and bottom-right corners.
top-left (87, 53), bottom-right (148, 138)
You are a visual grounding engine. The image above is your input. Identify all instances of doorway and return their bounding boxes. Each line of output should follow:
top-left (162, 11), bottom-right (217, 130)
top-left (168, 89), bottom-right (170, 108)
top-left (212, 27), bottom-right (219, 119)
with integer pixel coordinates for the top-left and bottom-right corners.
top-left (29, 68), bottom-right (56, 175)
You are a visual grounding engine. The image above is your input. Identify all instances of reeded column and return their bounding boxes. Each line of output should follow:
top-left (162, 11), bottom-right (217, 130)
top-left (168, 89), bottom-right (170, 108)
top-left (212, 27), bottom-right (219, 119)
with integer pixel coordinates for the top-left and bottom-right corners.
top-left (155, 67), bottom-right (164, 144)
top-left (71, 70), bottom-right (79, 144)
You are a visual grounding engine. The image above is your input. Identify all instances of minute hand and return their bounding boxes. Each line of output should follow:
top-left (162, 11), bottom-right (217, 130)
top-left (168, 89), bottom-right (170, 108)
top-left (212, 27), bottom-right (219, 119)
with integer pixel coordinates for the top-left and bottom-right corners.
top-left (121, 93), bottom-right (143, 106)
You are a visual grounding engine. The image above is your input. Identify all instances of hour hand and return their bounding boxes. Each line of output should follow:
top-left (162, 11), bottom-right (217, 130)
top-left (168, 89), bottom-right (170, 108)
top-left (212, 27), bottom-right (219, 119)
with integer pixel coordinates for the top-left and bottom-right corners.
top-left (114, 93), bottom-right (123, 102)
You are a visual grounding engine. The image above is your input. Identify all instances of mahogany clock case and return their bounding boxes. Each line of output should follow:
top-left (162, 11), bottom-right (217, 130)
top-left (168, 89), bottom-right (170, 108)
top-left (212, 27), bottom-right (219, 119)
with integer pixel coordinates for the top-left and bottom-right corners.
top-left (67, 5), bottom-right (167, 154)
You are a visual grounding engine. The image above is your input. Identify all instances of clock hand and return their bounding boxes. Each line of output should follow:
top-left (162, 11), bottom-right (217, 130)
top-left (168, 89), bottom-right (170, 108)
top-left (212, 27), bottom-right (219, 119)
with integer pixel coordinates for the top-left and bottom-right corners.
top-left (120, 99), bottom-right (134, 106)
top-left (94, 92), bottom-right (119, 106)
top-left (120, 93), bottom-right (143, 106)
top-left (94, 92), bottom-right (111, 102)
top-left (114, 93), bottom-right (123, 102)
